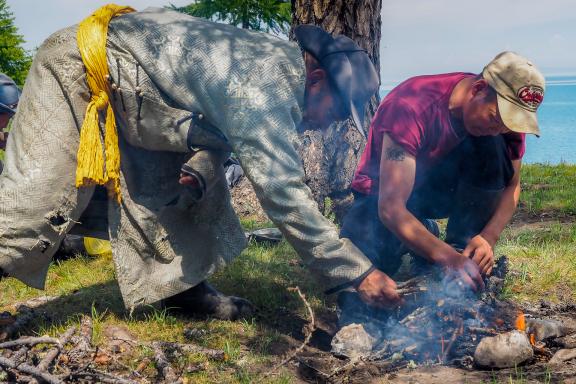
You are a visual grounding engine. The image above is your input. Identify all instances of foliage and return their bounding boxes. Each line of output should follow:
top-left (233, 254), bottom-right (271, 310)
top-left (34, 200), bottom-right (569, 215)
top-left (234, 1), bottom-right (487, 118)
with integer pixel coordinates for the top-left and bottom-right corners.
top-left (170, 0), bottom-right (291, 35)
top-left (0, 0), bottom-right (31, 86)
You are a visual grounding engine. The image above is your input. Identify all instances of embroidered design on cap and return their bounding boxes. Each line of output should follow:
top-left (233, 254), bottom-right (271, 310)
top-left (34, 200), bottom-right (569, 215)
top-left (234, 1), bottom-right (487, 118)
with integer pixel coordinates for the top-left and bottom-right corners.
top-left (517, 85), bottom-right (544, 109)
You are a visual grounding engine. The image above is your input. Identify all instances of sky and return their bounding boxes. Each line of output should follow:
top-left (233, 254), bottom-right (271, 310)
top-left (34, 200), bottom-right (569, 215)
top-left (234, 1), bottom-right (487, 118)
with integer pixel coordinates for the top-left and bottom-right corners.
top-left (7, 0), bottom-right (576, 86)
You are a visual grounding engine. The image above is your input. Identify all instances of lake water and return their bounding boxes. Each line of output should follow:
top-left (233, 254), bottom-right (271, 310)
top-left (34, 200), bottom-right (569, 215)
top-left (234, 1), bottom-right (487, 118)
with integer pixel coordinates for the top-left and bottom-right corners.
top-left (381, 75), bottom-right (576, 164)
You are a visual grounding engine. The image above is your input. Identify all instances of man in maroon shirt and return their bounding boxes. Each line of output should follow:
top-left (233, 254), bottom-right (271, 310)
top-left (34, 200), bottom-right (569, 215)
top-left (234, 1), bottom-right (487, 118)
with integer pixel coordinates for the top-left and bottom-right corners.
top-left (339, 52), bottom-right (545, 318)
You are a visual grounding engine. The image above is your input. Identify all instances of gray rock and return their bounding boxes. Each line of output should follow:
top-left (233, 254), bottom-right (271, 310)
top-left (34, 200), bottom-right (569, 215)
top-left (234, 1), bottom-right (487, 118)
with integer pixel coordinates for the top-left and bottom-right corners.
top-left (474, 330), bottom-right (534, 368)
top-left (331, 323), bottom-right (379, 358)
top-left (549, 349), bottom-right (576, 366)
top-left (526, 318), bottom-right (568, 341)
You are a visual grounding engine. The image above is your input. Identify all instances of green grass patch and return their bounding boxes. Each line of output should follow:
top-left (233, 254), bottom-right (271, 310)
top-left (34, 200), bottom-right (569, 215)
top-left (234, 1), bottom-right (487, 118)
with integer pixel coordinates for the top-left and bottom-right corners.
top-left (497, 222), bottom-right (576, 303)
top-left (518, 163), bottom-right (576, 217)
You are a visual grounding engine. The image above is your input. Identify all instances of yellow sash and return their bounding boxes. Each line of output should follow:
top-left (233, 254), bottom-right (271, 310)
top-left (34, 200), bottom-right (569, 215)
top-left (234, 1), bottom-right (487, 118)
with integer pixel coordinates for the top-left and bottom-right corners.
top-left (75, 4), bottom-right (135, 203)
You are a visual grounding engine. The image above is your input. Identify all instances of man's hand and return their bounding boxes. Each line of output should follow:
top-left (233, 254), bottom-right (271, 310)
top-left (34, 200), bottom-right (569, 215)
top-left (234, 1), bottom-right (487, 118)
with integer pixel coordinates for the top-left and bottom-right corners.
top-left (463, 234), bottom-right (494, 276)
top-left (440, 252), bottom-right (485, 292)
top-left (356, 269), bottom-right (404, 308)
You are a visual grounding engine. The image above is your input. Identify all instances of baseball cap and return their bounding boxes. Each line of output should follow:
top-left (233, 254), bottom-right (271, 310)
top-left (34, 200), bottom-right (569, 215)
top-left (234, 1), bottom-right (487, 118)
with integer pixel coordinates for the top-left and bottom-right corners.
top-left (482, 51), bottom-right (545, 136)
top-left (0, 73), bottom-right (20, 115)
top-left (294, 25), bottom-right (380, 137)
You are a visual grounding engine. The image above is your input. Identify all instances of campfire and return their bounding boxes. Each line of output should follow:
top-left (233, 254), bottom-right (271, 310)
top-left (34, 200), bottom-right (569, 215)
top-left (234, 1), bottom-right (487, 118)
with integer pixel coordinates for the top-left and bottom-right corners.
top-left (331, 257), bottom-right (576, 371)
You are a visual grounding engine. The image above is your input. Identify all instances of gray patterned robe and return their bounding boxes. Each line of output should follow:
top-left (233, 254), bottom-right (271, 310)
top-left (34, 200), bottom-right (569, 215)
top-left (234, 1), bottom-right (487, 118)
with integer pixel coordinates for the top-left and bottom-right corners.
top-left (0, 8), bottom-right (373, 308)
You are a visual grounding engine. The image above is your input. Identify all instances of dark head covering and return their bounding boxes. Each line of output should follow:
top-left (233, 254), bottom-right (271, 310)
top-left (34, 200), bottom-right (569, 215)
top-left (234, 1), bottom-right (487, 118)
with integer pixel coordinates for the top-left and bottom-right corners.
top-left (0, 73), bottom-right (20, 115)
top-left (294, 25), bottom-right (380, 137)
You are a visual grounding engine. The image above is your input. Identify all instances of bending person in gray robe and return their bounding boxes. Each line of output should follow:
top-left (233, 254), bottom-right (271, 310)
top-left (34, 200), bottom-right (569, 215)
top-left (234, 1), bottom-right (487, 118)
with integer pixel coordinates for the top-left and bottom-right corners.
top-left (0, 7), bottom-right (403, 318)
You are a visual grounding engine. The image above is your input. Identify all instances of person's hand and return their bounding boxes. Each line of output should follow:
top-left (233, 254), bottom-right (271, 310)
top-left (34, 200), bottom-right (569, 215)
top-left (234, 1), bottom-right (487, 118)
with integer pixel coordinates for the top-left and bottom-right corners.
top-left (441, 252), bottom-right (485, 292)
top-left (463, 234), bottom-right (494, 276)
top-left (355, 269), bottom-right (404, 308)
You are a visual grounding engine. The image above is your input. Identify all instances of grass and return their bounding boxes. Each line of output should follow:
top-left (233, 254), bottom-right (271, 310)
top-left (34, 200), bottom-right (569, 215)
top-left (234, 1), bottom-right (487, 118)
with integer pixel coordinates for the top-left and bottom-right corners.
top-left (517, 163), bottom-right (576, 217)
top-left (0, 163), bottom-right (575, 383)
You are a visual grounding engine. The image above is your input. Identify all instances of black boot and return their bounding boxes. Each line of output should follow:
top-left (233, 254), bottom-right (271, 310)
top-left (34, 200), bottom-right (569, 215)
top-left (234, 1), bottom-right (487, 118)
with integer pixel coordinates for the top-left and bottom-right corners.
top-left (445, 183), bottom-right (503, 250)
top-left (163, 281), bottom-right (255, 321)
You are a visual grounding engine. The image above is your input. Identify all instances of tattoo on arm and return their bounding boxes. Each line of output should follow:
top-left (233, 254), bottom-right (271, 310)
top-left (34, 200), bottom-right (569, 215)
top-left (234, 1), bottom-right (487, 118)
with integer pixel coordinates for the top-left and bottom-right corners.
top-left (385, 145), bottom-right (406, 162)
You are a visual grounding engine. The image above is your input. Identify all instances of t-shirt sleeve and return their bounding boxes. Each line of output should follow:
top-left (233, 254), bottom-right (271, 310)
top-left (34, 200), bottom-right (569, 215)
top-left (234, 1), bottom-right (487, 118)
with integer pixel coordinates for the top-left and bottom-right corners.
top-left (504, 132), bottom-right (526, 160)
top-left (370, 98), bottom-right (424, 157)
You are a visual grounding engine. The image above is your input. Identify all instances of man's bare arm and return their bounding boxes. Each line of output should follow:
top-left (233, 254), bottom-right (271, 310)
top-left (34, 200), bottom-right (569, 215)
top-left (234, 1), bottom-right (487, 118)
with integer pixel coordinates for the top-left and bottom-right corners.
top-left (377, 134), bottom-right (484, 290)
top-left (481, 159), bottom-right (522, 245)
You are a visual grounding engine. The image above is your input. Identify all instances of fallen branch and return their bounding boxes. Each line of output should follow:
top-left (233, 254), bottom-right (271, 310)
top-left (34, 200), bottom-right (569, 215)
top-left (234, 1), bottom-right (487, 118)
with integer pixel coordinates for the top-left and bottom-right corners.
top-left (0, 356), bottom-right (63, 384)
top-left (69, 368), bottom-right (140, 384)
top-left (265, 286), bottom-right (316, 377)
top-left (37, 326), bottom-right (76, 372)
top-left (0, 336), bottom-right (62, 350)
top-left (152, 342), bottom-right (182, 384)
top-left (68, 315), bottom-right (93, 365)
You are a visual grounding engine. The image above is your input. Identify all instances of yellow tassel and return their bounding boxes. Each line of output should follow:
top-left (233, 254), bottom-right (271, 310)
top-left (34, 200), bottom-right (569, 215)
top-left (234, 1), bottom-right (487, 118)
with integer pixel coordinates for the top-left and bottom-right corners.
top-left (75, 4), bottom-right (135, 203)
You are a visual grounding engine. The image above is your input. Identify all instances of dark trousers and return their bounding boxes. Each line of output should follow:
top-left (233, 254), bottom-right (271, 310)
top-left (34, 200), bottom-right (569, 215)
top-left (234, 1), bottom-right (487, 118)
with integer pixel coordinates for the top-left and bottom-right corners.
top-left (341, 135), bottom-right (515, 276)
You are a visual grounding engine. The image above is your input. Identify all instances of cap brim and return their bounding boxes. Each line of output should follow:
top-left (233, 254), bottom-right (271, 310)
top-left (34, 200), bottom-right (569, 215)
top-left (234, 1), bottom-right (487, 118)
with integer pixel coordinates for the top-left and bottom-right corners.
top-left (497, 94), bottom-right (540, 136)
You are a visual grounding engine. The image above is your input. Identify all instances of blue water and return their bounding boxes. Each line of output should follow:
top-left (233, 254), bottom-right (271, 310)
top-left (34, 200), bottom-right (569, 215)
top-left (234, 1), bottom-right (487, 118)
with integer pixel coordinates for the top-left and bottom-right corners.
top-left (380, 75), bottom-right (576, 164)
top-left (524, 76), bottom-right (575, 164)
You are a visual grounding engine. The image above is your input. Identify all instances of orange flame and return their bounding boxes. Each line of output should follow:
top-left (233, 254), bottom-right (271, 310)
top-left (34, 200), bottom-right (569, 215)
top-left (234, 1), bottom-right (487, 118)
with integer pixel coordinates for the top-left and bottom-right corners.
top-left (529, 333), bottom-right (536, 345)
top-left (515, 312), bottom-right (526, 331)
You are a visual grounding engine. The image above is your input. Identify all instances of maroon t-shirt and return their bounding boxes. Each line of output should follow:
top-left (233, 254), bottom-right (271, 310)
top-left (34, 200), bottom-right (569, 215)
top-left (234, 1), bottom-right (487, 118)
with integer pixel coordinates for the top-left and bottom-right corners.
top-left (352, 72), bottom-right (526, 195)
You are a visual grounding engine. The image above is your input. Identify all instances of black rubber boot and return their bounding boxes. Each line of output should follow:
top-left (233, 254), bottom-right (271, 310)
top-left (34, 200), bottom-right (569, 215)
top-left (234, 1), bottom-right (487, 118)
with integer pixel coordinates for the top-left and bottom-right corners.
top-left (445, 183), bottom-right (503, 250)
top-left (163, 281), bottom-right (255, 321)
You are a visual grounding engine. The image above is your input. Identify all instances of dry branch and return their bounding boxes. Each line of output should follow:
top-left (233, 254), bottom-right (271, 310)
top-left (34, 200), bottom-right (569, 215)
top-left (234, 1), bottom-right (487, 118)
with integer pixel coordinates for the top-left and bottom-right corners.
top-left (69, 368), bottom-right (140, 384)
top-left (68, 315), bottom-right (93, 365)
top-left (265, 286), bottom-right (316, 377)
top-left (152, 342), bottom-right (182, 384)
top-left (0, 356), bottom-right (63, 384)
top-left (37, 326), bottom-right (76, 371)
top-left (0, 336), bottom-right (61, 350)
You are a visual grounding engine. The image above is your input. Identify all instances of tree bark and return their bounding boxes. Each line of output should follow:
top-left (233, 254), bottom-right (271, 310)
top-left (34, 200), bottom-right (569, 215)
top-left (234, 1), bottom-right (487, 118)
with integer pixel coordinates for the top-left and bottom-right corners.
top-left (290, 0), bottom-right (382, 220)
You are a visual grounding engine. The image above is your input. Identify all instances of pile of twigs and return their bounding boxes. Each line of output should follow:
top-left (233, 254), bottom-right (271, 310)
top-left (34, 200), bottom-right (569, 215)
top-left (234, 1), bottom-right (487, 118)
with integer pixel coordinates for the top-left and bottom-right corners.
top-left (0, 309), bottom-right (226, 384)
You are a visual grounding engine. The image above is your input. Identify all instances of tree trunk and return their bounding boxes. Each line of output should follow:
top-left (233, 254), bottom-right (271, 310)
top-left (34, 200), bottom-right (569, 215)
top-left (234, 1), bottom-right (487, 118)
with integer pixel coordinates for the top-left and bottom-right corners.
top-left (230, 0), bottom-right (382, 223)
top-left (291, 0), bottom-right (382, 221)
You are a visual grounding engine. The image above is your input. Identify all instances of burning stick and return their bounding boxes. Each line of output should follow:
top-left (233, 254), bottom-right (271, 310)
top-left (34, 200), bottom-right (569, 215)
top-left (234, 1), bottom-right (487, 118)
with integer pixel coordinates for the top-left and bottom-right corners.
top-left (468, 327), bottom-right (498, 336)
top-left (396, 275), bottom-right (429, 289)
top-left (441, 319), bottom-right (463, 362)
top-left (397, 286), bottom-right (428, 296)
top-left (399, 307), bottom-right (430, 325)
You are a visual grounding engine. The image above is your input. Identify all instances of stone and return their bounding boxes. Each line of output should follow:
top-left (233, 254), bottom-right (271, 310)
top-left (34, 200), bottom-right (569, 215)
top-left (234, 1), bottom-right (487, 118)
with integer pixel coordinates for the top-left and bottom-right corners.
top-left (549, 349), bottom-right (576, 366)
top-left (331, 323), bottom-right (379, 358)
top-left (526, 318), bottom-right (568, 341)
top-left (474, 330), bottom-right (534, 368)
